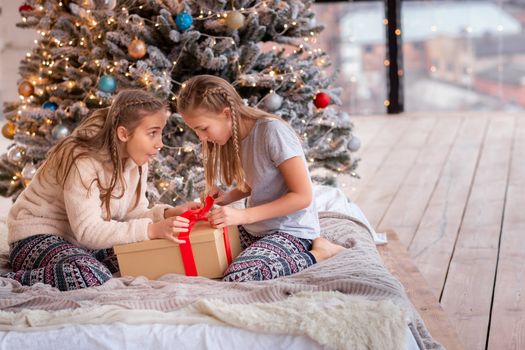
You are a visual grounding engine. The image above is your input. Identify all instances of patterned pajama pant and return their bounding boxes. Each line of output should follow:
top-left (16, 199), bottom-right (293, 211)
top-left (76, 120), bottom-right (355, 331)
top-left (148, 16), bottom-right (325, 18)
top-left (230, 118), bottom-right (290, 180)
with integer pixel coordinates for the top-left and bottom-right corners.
top-left (2, 234), bottom-right (118, 291)
top-left (222, 226), bottom-right (317, 282)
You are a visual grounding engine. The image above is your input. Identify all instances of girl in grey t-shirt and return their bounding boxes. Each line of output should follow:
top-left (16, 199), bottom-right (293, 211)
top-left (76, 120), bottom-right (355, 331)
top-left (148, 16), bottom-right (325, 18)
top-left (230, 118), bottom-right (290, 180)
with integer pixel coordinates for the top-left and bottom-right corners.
top-left (177, 75), bottom-right (345, 282)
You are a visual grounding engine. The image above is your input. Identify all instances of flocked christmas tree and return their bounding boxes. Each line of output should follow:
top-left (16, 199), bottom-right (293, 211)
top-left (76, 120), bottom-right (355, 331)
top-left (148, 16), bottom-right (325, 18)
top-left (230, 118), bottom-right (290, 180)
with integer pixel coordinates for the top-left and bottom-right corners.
top-left (1, 0), bottom-right (360, 205)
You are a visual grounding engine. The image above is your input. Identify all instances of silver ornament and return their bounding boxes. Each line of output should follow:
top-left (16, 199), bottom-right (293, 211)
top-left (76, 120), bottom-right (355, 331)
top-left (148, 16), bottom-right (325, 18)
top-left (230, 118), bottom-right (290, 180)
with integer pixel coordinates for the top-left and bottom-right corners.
top-left (7, 146), bottom-right (26, 163)
top-left (347, 136), bottom-right (361, 152)
top-left (21, 163), bottom-right (37, 180)
top-left (52, 124), bottom-right (70, 140)
top-left (94, 0), bottom-right (117, 10)
top-left (263, 93), bottom-right (283, 112)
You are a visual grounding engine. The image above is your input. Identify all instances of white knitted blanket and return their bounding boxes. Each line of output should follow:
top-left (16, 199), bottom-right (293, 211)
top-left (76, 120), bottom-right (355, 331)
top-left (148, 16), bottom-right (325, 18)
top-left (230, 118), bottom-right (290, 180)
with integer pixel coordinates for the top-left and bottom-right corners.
top-left (0, 212), bottom-right (442, 350)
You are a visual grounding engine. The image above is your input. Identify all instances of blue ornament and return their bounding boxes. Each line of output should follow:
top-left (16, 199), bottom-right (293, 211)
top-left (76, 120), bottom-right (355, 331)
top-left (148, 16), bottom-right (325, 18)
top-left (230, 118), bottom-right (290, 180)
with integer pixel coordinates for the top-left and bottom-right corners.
top-left (98, 74), bottom-right (117, 93)
top-left (42, 101), bottom-right (58, 111)
top-left (175, 12), bottom-right (193, 31)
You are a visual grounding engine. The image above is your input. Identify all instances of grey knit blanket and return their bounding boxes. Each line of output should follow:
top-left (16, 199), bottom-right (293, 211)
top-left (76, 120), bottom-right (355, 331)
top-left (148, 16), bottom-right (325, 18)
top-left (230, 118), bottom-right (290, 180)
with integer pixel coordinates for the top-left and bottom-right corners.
top-left (0, 212), bottom-right (442, 349)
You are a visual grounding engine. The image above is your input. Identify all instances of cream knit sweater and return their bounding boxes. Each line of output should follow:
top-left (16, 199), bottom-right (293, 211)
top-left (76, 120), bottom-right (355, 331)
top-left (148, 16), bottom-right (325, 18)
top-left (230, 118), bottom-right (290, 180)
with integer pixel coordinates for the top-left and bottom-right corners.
top-left (7, 157), bottom-right (170, 249)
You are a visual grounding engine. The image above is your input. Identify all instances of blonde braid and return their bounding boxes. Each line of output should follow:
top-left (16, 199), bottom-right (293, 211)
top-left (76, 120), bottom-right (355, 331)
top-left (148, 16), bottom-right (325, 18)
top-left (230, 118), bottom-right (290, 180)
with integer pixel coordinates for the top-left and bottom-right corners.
top-left (203, 88), bottom-right (242, 165)
top-left (203, 87), bottom-right (246, 191)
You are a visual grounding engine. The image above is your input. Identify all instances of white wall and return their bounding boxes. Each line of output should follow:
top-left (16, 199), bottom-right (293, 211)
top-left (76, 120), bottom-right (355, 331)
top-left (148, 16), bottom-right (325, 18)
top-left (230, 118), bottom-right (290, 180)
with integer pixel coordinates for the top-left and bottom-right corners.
top-left (0, 0), bottom-right (38, 117)
top-left (0, 0), bottom-right (37, 213)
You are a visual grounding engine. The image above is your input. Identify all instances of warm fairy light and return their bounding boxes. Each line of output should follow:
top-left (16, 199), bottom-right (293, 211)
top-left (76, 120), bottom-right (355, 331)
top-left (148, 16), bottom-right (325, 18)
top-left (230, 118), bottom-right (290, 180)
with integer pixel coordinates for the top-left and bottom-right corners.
top-left (395, 29), bottom-right (401, 36)
top-left (383, 19), bottom-right (388, 25)
top-left (384, 100), bottom-right (390, 107)
top-left (384, 59), bottom-right (390, 66)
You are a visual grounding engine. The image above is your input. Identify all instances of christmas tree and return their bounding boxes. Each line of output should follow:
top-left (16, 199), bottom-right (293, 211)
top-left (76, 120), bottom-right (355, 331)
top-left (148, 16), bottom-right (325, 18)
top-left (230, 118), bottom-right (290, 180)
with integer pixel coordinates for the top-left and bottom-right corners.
top-left (1, 0), bottom-right (360, 205)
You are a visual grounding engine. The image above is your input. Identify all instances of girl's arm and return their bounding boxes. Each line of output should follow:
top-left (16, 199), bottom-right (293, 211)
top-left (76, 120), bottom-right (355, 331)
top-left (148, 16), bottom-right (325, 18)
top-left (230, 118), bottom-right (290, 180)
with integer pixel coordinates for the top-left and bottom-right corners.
top-left (210, 187), bottom-right (251, 206)
top-left (209, 156), bottom-right (311, 228)
top-left (64, 159), bottom-right (189, 249)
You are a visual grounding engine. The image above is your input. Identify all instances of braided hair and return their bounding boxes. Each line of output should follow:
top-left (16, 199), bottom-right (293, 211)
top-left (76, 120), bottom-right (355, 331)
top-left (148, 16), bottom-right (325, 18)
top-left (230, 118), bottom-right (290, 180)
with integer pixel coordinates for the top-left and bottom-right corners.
top-left (40, 89), bottom-right (167, 219)
top-left (176, 75), bottom-right (279, 193)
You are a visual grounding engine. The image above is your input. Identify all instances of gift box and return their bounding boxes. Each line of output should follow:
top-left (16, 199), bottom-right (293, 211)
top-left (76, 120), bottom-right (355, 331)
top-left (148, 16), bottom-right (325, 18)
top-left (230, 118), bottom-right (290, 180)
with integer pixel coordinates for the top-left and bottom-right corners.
top-left (114, 196), bottom-right (241, 279)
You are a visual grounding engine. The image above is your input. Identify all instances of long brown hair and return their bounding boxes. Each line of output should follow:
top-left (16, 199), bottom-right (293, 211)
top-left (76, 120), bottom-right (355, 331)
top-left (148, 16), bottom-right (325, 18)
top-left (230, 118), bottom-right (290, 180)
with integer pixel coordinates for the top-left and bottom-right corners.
top-left (176, 75), bottom-right (278, 192)
top-left (40, 89), bottom-right (167, 219)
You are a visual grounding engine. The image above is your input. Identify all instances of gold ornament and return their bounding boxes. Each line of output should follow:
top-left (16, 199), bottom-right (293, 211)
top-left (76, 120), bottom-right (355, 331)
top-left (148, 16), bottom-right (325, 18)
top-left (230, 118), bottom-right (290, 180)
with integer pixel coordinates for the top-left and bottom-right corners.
top-left (2, 121), bottom-right (17, 139)
top-left (17, 81), bottom-right (34, 97)
top-left (128, 39), bottom-right (147, 59)
top-left (226, 11), bottom-right (245, 30)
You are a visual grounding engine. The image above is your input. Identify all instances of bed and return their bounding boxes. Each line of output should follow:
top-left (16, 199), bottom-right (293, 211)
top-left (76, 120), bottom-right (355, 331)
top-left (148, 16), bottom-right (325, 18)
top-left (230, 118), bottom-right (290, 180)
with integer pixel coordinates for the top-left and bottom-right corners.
top-left (0, 186), bottom-right (442, 350)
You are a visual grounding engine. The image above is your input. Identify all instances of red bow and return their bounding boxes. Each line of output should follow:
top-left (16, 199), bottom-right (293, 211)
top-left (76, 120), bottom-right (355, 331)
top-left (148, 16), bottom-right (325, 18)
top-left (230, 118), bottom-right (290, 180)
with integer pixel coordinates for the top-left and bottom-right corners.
top-left (177, 195), bottom-right (232, 276)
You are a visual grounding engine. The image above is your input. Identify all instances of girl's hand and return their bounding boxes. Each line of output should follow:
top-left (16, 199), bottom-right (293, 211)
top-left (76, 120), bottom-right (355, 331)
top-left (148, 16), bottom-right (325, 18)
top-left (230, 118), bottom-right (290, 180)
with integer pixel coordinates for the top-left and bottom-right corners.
top-left (165, 202), bottom-right (201, 218)
top-left (208, 186), bottom-right (230, 206)
top-left (208, 206), bottom-right (248, 228)
top-left (148, 216), bottom-right (190, 244)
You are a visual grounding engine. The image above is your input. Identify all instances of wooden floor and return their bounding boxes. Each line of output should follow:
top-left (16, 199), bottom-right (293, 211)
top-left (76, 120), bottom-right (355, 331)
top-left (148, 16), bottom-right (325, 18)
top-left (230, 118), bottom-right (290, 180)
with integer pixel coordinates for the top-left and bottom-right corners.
top-left (339, 112), bottom-right (524, 350)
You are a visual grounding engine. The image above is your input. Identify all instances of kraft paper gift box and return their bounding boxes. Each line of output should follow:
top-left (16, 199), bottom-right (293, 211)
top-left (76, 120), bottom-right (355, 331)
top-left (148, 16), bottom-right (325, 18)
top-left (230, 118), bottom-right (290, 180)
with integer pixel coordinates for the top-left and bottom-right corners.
top-left (114, 222), bottom-right (241, 279)
top-left (114, 196), bottom-right (241, 279)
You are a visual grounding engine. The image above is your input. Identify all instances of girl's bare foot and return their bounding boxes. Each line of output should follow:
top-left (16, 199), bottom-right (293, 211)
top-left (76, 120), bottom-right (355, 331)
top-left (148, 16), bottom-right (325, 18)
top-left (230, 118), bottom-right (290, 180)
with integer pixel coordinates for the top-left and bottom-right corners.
top-left (310, 237), bottom-right (346, 262)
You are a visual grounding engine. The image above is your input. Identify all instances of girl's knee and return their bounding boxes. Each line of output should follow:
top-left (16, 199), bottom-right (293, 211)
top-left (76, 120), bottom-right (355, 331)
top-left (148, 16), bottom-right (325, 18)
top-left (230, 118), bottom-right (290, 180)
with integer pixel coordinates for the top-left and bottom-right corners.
top-left (222, 259), bottom-right (269, 282)
top-left (62, 259), bottom-right (113, 290)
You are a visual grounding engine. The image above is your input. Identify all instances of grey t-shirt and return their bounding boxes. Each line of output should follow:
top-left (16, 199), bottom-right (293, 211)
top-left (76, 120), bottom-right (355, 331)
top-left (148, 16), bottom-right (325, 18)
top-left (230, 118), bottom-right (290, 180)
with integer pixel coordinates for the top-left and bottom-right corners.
top-left (240, 118), bottom-right (320, 240)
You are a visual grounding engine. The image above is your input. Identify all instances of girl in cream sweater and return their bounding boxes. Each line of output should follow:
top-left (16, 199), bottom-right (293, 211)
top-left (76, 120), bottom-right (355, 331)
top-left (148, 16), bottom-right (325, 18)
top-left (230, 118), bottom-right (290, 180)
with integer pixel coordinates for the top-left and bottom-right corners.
top-left (2, 90), bottom-right (198, 291)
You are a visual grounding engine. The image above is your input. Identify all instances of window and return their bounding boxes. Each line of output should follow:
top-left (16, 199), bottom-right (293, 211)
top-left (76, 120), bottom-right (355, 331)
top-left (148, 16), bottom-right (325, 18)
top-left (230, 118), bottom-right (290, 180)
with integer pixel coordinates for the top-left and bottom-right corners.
top-left (312, 2), bottom-right (386, 115)
top-left (402, 1), bottom-right (525, 112)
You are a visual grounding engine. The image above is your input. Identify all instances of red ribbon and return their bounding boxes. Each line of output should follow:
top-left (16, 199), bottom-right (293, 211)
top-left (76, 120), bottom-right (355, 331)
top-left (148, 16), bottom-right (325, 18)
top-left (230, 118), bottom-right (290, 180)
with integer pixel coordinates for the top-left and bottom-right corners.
top-left (178, 195), bottom-right (232, 276)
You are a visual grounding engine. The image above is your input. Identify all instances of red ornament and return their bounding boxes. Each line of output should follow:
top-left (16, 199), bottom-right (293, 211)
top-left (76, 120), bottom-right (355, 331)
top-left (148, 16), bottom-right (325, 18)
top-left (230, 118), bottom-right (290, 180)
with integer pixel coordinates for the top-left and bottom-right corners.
top-left (19, 4), bottom-right (33, 12)
top-left (314, 92), bottom-right (330, 109)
